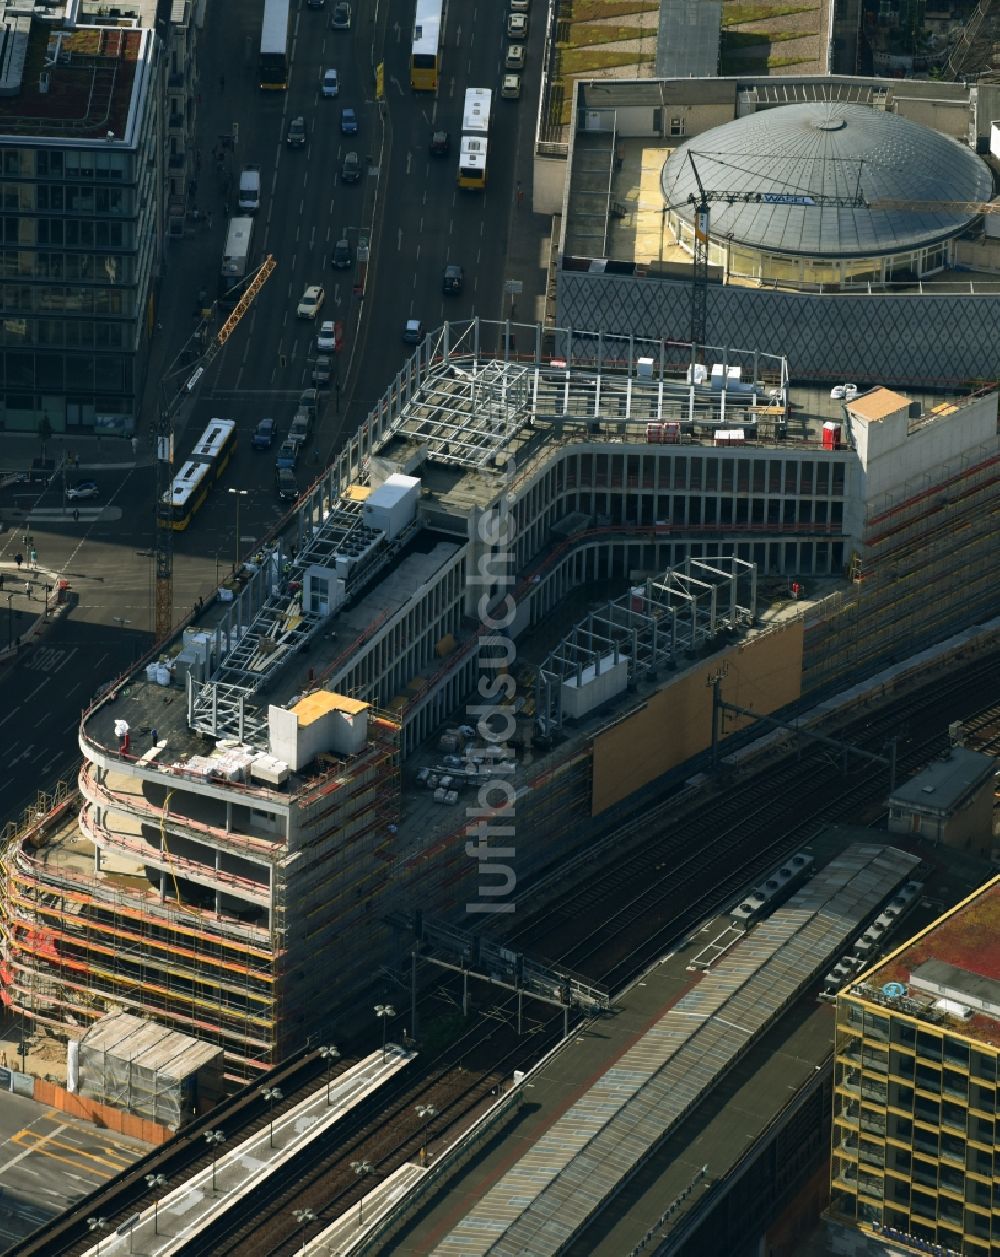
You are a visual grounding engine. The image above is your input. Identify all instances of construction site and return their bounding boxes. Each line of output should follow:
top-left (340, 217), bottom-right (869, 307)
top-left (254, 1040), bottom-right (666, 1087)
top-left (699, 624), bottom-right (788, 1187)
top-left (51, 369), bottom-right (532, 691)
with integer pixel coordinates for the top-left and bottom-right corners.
top-left (1, 319), bottom-right (998, 1083)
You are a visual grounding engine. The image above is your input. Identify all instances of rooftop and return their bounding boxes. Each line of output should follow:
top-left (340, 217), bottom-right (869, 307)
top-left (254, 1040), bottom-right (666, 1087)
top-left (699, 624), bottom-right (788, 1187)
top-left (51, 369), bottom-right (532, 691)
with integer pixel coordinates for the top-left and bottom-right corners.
top-left (0, 13), bottom-right (147, 143)
top-left (846, 387), bottom-right (911, 422)
top-left (888, 747), bottom-right (996, 813)
top-left (80, 1012), bottom-right (222, 1079)
top-left (861, 877), bottom-right (1000, 1046)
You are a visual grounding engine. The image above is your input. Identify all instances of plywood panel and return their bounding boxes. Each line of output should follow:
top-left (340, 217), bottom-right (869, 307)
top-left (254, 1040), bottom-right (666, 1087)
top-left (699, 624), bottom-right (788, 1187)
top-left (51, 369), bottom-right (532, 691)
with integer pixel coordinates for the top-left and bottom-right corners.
top-left (591, 622), bottom-right (804, 816)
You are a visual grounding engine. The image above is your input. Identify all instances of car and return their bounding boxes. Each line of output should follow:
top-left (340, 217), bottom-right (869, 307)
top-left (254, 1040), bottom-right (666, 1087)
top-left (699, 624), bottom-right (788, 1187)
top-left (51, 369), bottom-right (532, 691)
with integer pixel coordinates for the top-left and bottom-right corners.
top-left (306, 0), bottom-right (323, 8)
top-left (830, 383), bottom-right (859, 400)
top-left (510, 0), bottom-right (529, 9)
top-left (330, 1), bottom-right (351, 28)
top-left (286, 116), bottom-right (306, 148)
top-left (313, 354), bottom-right (333, 385)
top-left (340, 107), bottom-right (358, 135)
top-left (429, 129), bottom-right (451, 157)
top-left (276, 467), bottom-right (299, 502)
top-left (289, 413), bottom-right (312, 448)
top-left (298, 389), bottom-right (319, 419)
top-left (297, 284), bottom-right (325, 319)
top-left (332, 238), bottom-right (352, 269)
top-left (322, 68), bottom-right (339, 97)
top-left (442, 264), bottom-right (464, 295)
top-left (317, 320), bottom-right (337, 351)
top-left (505, 43), bottom-right (525, 69)
top-left (402, 319), bottom-right (424, 344)
top-left (251, 417), bottom-right (277, 450)
top-left (501, 72), bottom-right (521, 99)
top-left (340, 151), bottom-right (361, 183)
top-left (275, 440), bottom-right (299, 470)
top-left (507, 11), bottom-right (528, 37)
top-left (65, 480), bottom-right (99, 501)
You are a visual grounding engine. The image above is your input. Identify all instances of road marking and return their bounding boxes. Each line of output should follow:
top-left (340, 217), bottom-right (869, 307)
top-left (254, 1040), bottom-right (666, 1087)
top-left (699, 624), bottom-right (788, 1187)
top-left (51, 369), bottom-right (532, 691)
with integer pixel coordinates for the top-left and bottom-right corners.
top-left (406, 152), bottom-right (412, 176)
top-left (398, 228), bottom-right (403, 250)
top-left (0, 1124), bottom-right (69, 1174)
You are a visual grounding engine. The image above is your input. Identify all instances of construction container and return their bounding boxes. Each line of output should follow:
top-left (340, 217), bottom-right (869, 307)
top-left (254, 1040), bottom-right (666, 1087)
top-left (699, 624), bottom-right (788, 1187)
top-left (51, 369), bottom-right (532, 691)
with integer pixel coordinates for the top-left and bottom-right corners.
top-left (363, 473), bottom-right (420, 539)
top-left (78, 1013), bottom-right (224, 1130)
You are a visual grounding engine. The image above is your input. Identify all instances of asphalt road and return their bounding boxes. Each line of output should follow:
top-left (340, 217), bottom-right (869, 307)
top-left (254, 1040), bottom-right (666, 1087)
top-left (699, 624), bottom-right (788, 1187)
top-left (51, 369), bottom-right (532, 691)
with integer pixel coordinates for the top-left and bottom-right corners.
top-left (0, 1091), bottom-right (147, 1252)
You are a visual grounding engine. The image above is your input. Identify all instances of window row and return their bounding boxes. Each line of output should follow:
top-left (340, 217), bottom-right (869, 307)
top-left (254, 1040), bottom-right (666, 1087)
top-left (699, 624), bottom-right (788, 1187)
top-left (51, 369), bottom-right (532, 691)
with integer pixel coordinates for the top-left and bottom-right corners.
top-left (0, 353), bottom-right (133, 393)
top-left (0, 251), bottom-right (136, 282)
top-left (5, 149), bottom-right (132, 180)
top-left (1, 218), bottom-right (135, 248)
top-left (0, 185), bottom-right (133, 214)
top-left (0, 287), bottom-right (136, 316)
top-left (550, 493), bottom-right (845, 529)
top-left (0, 320), bottom-right (130, 349)
top-left (572, 453), bottom-right (849, 496)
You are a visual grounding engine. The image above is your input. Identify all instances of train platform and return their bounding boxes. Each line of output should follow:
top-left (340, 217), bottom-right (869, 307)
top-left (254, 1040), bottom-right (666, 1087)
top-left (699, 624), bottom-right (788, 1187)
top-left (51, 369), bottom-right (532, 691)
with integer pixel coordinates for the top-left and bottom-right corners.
top-left (70, 1046), bottom-right (414, 1257)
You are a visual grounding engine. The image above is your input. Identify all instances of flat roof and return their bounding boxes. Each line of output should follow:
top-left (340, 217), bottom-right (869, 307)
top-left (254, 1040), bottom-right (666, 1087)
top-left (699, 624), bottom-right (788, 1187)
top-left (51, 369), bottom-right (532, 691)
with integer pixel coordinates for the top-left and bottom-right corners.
top-left (657, 0), bottom-right (721, 79)
top-left (864, 877), bottom-right (1000, 1046)
top-left (81, 1012), bottom-right (222, 1078)
top-left (0, 19), bottom-right (145, 142)
top-left (888, 747), bottom-right (995, 813)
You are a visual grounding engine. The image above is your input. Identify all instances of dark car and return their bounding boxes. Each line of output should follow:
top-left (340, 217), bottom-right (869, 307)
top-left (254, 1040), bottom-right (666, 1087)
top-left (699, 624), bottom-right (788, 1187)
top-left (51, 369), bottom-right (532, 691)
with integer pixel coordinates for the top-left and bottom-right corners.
top-left (313, 354), bottom-right (333, 385)
top-left (298, 389), bottom-right (319, 419)
top-left (442, 264), bottom-right (464, 295)
top-left (276, 468), bottom-right (299, 502)
top-left (333, 238), bottom-right (352, 269)
top-left (65, 480), bottom-right (99, 501)
top-left (286, 116), bottom-right (306, 148)
top-left (289, 413), bottom-right (312, 448)
top-left (252, 417), bottom-right (276, 450)
top-left (330, 0), bottom-right (351, 27)
top-left (275, 440), bottom-right (299, 470)
top-left (340, 107), bottom-right (358, 136)
top-left (340, 151), bottom-right (361, 183)
top-left (429, 129), bottom-right (450, 157)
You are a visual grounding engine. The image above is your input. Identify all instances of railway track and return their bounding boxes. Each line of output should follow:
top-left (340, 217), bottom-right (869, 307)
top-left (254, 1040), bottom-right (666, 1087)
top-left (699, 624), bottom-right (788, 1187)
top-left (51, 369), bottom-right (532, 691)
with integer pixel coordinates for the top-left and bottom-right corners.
top-left (14, 651), bottom-right (1000, 1256)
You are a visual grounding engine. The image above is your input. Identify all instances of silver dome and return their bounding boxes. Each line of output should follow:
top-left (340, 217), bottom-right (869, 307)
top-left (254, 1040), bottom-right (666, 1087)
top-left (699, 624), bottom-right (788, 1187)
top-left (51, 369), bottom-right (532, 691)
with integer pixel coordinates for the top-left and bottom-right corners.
top-left (661, 101), bottom-right (994, 258)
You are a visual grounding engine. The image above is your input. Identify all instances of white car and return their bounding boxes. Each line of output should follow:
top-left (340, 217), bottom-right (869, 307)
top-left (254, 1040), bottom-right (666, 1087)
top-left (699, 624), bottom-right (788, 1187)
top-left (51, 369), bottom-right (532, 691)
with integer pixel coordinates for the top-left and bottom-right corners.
top-left (322, 68), bottom-right (339, 97)
top-left (297, 285), bottom-right (325, 320)
top-left (317, 320), bottom-right (336, 351)
top-left (507, 11), bottom-right (528, 37)
top-left (501, 73), bottom-right (521, 99)
top-left (830, 383), bottom-right (858, 401)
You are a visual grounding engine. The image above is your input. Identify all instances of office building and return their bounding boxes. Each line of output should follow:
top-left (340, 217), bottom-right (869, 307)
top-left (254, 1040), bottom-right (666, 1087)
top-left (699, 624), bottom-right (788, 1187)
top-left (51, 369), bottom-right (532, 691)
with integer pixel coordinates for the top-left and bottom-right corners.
top-left (831, 877), bottom-right (1000, 1255)
top-left (0, 0), bottom-right (178, 436)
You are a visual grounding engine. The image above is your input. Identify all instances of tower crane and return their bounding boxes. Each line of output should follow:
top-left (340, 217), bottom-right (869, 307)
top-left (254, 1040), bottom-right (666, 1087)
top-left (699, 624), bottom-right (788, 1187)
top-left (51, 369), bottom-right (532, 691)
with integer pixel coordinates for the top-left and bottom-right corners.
top-left (154, 256), bottom-right (277, 641)
top-left (678, 152), bottom-right (1000, 352)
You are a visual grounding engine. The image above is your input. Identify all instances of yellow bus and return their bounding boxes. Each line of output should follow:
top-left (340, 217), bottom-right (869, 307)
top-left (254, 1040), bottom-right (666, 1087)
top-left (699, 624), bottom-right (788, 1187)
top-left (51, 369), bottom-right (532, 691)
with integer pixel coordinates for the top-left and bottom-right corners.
top-left (160, 418), bottom-right (237, 530)
top-left (457, 88), bottom-right (491, 190)
top-left (410, 0), bottom-right (444, 91)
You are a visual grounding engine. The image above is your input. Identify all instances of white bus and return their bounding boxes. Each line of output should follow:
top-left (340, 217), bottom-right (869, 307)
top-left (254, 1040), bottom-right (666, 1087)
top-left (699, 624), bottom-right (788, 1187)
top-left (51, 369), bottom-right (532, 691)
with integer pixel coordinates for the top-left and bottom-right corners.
top-left (259, 0), bottom-right (291, 89)
top-left (410, 0), bottom-right (444, 90)
top-left (458, 88), bottom-right (491, 190)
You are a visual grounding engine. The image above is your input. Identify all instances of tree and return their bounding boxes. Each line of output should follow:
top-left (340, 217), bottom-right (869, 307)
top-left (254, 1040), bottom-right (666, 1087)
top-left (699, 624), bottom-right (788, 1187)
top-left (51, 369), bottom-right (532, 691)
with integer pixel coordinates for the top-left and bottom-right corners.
top-left (37, 416), bottom-right (53, 464)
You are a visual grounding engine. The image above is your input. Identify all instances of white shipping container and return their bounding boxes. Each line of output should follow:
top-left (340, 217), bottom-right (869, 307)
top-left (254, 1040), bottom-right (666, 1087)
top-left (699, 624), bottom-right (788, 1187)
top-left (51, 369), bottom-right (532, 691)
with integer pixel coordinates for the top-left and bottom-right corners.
top-left (363, 473), bottom-right (420, 539)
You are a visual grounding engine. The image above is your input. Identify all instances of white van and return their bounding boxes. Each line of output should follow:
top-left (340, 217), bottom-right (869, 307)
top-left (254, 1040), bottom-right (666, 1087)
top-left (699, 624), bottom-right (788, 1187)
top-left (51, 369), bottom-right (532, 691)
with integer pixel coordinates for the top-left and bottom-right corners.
top-left (238, 165), bottom-right (261, 214)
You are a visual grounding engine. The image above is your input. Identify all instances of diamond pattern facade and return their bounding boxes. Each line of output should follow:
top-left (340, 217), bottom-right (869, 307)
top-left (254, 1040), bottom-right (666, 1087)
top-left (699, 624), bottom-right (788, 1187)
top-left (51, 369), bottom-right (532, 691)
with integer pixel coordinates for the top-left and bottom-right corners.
top-left (557, 271), bottom-right (999, 386)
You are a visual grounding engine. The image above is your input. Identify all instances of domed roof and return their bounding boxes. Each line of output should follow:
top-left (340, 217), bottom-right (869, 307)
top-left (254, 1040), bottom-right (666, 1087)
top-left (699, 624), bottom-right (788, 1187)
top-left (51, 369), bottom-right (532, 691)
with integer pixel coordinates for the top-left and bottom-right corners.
top-left (660, 101), bottom-right (994, 258)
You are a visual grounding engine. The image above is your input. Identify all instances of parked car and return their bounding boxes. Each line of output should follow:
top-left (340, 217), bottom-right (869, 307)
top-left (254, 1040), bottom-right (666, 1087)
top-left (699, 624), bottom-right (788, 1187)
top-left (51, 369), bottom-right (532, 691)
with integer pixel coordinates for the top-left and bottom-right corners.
top-left (297, 284), bottom-right (325, 319)
top-left (510, 0), bottom-right (529, 9)
top-left (306, 0), bottom-right (324, 8)
top-left (65, 480), bottom-right (99, 501)
top-left (442, 264), bottom-right (464, 295)
top-left (505, 43), bottom-right (525, 69)
top-left (313, 354), bottom-right (333, 385)
top-left (322, 68), bottom-right (339, 97)
top-left (507, 11), bottom-right (528, 36)
top-left (340, 151), bottom-right (361, 183)
top-left (501, 73), bottom-right (521, 99)
top-left (402, 319), bottom-right (424, 344)
top-left (429, 129), bottom-right (450, 157)
top-left (340, 107), bottom-right (358, 135)
top-left (332, 238), bottom-right (352, 269)
top-left (330, 0), bottom-right (351, 28)
top-left (275, 440), bottom-right (299, 470)
top-left (251, 417), bottom-right (277, 450)
top-left (288, 413), bottom-right (312, 448)
top-left (317, 320), bottom-right (337, 351)
top-left (286, 115), bottom-right (306, 148)
top-left (276, 467), bottom-right (299, 502)
top-left (298, 389), bottom-right (319, 419)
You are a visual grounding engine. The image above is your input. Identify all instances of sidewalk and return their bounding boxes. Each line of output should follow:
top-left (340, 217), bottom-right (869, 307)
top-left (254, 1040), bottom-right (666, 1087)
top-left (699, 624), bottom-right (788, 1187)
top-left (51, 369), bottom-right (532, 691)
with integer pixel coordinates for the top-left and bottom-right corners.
top-left (0, 559), bottom-right (71, 663)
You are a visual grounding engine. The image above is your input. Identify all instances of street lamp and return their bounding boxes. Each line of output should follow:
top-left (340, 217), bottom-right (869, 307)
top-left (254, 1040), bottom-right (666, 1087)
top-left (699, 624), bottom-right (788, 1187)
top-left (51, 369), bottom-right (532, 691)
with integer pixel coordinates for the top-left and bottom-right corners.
top-left (227, 486), bottom-right (249, 573)
top-left (204, 1129), bottom-right (225, 1194)
top-left (415, 1103), bottom-right (437, 1166)
top-left (263, 1085), bottom-right (283, 1148)
top-left (6, 593), bottom-right (13, 650)
top-left (292, 1207), bottom-right (316, 1237)
top-left (87, 1216), bottom-right (109, 1256)
top-left (145, 1172), bottom-right (168, 1235)
top-left (351, 1160), bottom-right (373, 1225)
top-left (374, 1004), bottom-right (395, 1059)
top-left (319, 1044), bottom-right (340, 1105)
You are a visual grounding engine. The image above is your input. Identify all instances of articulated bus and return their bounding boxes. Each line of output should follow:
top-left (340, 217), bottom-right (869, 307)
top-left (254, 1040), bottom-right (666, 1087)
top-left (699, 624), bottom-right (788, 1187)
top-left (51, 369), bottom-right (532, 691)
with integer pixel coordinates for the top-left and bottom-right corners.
top-left (457, 87), bottom-right (491, 190)
top-left (161, 418), bottom-right (237, 530)
top-left (410, 0), bottom-right (444, 90)
top-left (259, 0), bottom-right (291, 90)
